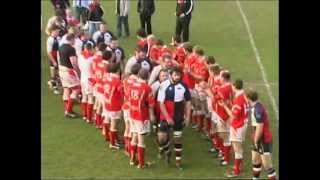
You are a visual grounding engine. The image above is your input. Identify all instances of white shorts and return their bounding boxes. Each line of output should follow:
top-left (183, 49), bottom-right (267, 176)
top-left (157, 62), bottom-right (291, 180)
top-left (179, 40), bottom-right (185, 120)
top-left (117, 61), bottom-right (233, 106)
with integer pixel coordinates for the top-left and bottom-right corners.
top-left (80, 81), bottom-right (93, 95)
top-left (103, 110), bottom-right (122, 121)
top-left (59, 68), bottom-right (80, 88)
top-left (216, 118), bottom-right (230, 133)
top-left (229, 124), bottom-right (247, 142)
top-left (130, 119), bottom-right (150, 135)
top-left (123, 109), bottom-right (130, 123)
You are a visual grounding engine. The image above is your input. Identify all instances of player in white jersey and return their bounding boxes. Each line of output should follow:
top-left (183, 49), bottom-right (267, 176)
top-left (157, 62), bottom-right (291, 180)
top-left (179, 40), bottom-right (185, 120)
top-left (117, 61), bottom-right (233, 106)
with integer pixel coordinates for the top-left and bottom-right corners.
top-left (78, 43), bottom-right (96, 123)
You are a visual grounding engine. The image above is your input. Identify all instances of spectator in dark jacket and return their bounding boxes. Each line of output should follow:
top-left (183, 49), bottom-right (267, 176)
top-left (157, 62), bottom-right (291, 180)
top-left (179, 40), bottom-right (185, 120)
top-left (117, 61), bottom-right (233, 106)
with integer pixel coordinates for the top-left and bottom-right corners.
top-left (51, 0), bottom-right (70, 18)
top-left (87, 0), bottom-right (104, 36)
top-left (137, 0), bottom-right (155, 35)
top-left (175, 0), bottom-right (194, 42)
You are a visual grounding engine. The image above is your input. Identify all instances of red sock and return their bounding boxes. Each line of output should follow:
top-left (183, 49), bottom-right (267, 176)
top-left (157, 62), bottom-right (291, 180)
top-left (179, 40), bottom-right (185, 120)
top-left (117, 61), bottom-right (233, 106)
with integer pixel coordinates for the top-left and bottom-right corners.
top-left (223, 145), bottom-right (231, 163)
top-left (130, 143), bottom-right (137, 162)
top-left (215, 136), bottom-right (223, 151)
top-left (124, 136), bottom-right (129, 153)
top-left (207, 119), bottom-right (211, 133)
top-left (80, 102), bottom-right (87, 118)
top-left (95, 114), bottom-right (101, 126)
top-left (234, 158), bottom-right (242, 175)
top-left (86, 103), bottom-right (93, 121)
top-left (104, 123), bottom-right (110, 141)
top-left (67, 98), bottom-right (74, 113)
top-left (137, 146), bottom-right (145, 167)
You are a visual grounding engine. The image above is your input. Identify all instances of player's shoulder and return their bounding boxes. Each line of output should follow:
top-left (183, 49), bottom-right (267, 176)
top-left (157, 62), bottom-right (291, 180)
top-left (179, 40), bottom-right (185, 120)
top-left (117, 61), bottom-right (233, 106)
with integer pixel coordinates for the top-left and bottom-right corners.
top-left (178, 81), bottom-right (189, 90)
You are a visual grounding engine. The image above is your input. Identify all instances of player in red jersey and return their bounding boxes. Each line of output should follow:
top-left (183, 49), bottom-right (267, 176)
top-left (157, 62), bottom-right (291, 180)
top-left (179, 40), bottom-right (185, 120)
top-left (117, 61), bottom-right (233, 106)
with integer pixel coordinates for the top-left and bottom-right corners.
top-left (78, 43), bottom-right (96, 123)
top-left (192, 53), bottom-right (209, 132)
top-left (47, 25), bottom-right (61, 95)
top-left (91, 43), bottom-right (107, 121)
top-left (201, 56), bottom-right (216, 138)
top-left (219, 79), bottom-right (248, 177)
top-left (129, 69), bottom-right (156, 169)
top-left (205, 64), bottom-right (224, 154)
top-left (136, 28), bottom-right (148, 52)
top-left (149, 38), bottom-right (163, 66)
top-left (102, 63), bottom-right (123, 150)
top-left (171, 35), bottom-right (186, 65)
top-left (204, 70), bottom-right (233, 165)
top-left (122, 63), bottom-right (141, 156)
top-left (93, 49), bottom-right (112, 129)
top-left (184, 46), bottom-right (207, 131)
top-left (246, 89), bottom-right (277, 180)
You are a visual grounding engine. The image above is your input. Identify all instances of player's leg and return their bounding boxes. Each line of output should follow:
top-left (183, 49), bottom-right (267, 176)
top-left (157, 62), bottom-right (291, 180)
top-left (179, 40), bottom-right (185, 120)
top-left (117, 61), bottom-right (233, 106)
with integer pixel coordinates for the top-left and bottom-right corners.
top-left (196, 98), bottom-right (205, 132)
top-left (80, 84), bottom-right (87, 121)
top-left (261, 142), bottom-right (277, 180)
top-left (95, 97), bottom-right (103, 128)
top-left (62, 87), bottom-right (71, 114)
top-left (123, 109), bottom-right (131, 156)
top-left (227, 126), bottom-right (246, 177)
top-left (252, 150), bottom-right (263, 179)
top-left (101, 108), bottom-right (110, 141)
top-left (173, 130), bottom-right (183, 170)
top-left (137, 133), bottom-right (147, 168)
top-left (137, 120), bottom-right (150, 169)
top-left (86, 93), bottom-right (94, 123)
top-left (157, 121), bottom-right (171, 162)
top-left (130, 131), bottom-right (139, 166)
top-left (219, 131), bottom-right (231, 165)
top-left (68, 85), bottom-right (81, 114)
top-left (109, 112), bottom-right (121, 149)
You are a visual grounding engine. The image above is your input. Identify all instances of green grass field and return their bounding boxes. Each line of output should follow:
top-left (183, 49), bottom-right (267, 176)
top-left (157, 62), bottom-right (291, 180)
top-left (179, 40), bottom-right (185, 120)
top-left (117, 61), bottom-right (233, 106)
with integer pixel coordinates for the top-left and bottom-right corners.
top-left (41, 1), bottom-right (278, 179)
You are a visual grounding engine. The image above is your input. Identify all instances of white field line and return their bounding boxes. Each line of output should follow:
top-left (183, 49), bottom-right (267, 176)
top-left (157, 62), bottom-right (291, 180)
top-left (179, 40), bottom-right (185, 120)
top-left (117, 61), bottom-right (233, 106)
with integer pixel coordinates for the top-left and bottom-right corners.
top-left (235, 0), bottom-right (279, 121)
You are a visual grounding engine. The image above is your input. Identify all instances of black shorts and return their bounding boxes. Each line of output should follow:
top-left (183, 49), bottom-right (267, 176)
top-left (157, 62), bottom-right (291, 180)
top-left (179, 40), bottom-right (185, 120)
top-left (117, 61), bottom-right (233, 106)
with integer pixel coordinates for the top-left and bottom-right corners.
top-left (158, 119), bottom-right (184, 133)
top-left (253, 141), bottom-right (273, 155)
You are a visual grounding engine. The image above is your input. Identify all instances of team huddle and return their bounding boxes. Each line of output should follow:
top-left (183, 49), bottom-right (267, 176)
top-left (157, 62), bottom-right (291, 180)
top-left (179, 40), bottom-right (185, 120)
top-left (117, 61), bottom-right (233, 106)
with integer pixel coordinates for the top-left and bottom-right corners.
top-left (45, 4), bottom-right (277, 180)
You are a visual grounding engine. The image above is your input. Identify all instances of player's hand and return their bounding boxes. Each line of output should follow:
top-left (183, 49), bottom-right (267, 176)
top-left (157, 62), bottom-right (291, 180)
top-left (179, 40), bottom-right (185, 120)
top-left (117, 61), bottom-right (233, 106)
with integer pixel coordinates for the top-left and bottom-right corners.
top-left (218, 100), bottom-right (225, 107)
top-left (252, 143), bottom-right (258, 151)
top-left (52, 60), bottom-right (58, 68)
top-left (167, 118), bottom-right (174, 126)
top-left (179, 13), bottom-right (185, 18)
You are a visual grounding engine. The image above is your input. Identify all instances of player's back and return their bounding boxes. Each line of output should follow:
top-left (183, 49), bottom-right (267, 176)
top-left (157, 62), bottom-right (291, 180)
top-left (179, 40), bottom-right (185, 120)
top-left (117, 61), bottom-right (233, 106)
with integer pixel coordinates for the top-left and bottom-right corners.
top-left (231, 92), bottom-right (248, 128)
top-left (173, 45), bottom-right (186, 65)
top-left (78, 51), bottom-right (95, 81)
top-left (104, 73), bottom-right (123, 111)
top-left (129, 80), bottom-right (153, 121)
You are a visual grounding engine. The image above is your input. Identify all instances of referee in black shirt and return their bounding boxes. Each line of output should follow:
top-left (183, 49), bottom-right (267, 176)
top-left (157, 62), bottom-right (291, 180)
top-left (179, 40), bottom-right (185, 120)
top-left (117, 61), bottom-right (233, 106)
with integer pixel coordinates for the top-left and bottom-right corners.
top-left (175, 0), bottom-right (194, 42)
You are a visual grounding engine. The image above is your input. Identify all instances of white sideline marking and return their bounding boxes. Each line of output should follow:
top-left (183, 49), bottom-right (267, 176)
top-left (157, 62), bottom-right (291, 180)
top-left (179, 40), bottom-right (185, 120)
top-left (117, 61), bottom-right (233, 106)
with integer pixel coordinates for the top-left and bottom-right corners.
top-left (235, 0), bottom-right (279, 121)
